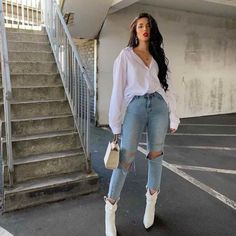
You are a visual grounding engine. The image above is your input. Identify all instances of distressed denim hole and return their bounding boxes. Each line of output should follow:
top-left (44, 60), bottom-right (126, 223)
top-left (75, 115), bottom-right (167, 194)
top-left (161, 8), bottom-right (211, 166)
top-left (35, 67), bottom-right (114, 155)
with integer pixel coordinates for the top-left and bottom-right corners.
top-left (147, 151), bottom-right (163, 160)
top-left (120, 161), bottom-right (132, 171)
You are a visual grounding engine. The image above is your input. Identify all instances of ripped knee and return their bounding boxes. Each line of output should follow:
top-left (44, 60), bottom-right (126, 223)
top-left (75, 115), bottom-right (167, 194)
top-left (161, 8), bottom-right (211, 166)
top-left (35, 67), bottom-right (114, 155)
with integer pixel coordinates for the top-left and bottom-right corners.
top-left (120, 161), bottom-right (132, 171)
top-left (147, 151), bottom-right (163, 160)
top-left (119, 151), bottom-right (135, 171)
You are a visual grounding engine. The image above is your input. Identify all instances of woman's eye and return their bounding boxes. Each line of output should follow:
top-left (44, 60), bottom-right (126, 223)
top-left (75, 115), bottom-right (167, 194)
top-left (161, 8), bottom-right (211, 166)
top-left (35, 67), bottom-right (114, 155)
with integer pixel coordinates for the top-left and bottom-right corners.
top-left (138, 25), bottom-right (143, 28)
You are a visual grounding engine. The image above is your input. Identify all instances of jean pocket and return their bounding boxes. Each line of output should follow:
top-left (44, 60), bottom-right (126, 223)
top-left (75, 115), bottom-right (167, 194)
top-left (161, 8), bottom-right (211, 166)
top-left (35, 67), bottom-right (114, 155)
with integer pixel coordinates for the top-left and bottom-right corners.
top-left (129, 95), bottom-right (138, 105)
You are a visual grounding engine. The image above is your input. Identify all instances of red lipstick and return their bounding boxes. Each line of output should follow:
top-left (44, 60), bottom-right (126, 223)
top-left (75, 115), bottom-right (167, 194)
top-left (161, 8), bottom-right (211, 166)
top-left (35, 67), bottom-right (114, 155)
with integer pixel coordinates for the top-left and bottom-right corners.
top-left (143, 32), bottom-right (149, 37)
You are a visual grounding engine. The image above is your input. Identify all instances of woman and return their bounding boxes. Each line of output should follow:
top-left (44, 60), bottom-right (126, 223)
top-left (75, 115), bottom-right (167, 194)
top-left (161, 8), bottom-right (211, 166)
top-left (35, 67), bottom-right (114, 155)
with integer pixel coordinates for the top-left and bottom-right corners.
top-left (105, 13), bottom-right (180, 236)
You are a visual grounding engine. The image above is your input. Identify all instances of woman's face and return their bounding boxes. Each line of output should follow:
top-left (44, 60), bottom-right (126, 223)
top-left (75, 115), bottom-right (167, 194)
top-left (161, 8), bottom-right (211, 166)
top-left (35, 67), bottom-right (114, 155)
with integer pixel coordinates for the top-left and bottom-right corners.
top-left (136, 17), bottom-right (151, 42)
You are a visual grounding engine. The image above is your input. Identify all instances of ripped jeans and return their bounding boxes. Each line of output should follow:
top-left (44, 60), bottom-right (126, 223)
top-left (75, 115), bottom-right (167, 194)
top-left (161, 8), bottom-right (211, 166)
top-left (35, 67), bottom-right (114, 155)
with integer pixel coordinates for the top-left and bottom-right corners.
top-left (108, 92), bottom-right (169, 200)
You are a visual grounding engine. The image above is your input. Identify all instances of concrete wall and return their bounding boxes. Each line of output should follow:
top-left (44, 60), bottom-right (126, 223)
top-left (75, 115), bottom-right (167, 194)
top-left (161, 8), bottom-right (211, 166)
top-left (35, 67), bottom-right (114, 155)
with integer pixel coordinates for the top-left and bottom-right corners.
top-left (97, 3), bottom-right (236, 126)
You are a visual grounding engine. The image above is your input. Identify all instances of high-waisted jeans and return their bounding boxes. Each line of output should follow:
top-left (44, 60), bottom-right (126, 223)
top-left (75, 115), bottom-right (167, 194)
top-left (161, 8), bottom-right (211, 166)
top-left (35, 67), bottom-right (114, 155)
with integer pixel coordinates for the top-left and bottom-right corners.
top-left (108, 92), bottom-right (169, 200)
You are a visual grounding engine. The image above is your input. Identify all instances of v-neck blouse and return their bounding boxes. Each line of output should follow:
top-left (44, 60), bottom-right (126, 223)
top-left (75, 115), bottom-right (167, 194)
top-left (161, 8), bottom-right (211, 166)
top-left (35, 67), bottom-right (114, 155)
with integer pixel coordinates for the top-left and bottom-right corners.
top-left (109, 47), bottom-right (180, 134)
top-left (132, 48), bottom-right (153, 69)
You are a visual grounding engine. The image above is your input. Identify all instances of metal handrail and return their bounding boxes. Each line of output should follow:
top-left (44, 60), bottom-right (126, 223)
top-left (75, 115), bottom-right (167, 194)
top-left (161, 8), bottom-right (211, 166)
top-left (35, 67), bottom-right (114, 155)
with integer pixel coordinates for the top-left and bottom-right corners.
top-left (44, 0), bottom-right (94, 171)
top-left (0, 0), bottom-right (13, 186)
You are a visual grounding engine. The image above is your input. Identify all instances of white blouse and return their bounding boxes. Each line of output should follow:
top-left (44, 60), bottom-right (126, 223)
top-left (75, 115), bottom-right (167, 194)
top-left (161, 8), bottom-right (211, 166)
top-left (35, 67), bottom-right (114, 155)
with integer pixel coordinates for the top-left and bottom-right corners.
top-left (109, 47), bottom-right (180, 134)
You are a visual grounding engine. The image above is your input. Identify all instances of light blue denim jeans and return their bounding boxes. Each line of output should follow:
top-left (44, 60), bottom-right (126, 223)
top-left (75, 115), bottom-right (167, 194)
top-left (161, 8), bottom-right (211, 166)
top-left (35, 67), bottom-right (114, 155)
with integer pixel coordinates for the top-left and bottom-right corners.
top-left (108, 92), bottom-right (169, 200)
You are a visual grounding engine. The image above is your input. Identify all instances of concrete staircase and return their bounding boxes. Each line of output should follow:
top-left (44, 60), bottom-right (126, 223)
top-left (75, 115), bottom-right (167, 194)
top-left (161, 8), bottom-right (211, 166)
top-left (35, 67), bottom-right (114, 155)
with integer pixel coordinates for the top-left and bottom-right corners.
top-left (0, 28), bottom-right (99, 212)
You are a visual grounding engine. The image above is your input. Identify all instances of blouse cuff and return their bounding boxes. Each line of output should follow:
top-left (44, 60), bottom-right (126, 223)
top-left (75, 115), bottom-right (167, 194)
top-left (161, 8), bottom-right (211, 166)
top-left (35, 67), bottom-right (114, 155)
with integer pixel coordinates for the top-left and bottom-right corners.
top-left (170, 120), bottom-right (180, 130)
top-left (169, 112), bottom-right (180, 130)
top-left (111, 126), bottom-right (121, 135)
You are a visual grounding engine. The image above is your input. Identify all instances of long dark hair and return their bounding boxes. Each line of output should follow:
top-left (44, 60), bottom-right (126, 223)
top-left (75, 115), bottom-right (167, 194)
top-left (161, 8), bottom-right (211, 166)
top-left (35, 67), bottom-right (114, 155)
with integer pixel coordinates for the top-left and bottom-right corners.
top-left (128, 13), bottom-right (169, 91)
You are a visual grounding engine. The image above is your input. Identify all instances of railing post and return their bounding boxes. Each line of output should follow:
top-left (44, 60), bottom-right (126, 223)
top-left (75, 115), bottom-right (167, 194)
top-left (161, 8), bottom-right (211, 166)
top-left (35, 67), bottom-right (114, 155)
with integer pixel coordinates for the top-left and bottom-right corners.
top-left (16, 0), bottom-right (19, 28)
top-left (0, 0), bottom-right (14, 187)
top-left (22, 0), bottom-right (25, 27)
top-left (5, 100), bottom-right (14, 186)
top-left (86, 89), bottom-right (92, 173)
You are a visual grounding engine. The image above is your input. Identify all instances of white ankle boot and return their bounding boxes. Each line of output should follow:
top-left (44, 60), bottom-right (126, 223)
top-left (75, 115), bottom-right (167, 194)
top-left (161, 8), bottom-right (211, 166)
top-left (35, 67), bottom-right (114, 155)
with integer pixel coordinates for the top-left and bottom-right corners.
top-left (143, 189), bottom-right (159, 229)
top-left (105, 197), bottom-right (117, 236)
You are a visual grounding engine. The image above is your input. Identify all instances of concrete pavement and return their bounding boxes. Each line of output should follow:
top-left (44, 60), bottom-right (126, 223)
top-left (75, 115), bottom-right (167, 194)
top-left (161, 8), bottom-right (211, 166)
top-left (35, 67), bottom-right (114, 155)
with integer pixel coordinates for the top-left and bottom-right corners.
top-left (0, 113), bottom-right (236, 236)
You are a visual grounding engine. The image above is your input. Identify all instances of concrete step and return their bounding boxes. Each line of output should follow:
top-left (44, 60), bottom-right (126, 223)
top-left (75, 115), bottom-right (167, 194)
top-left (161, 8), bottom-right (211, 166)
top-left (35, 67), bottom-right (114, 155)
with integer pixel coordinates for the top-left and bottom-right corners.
top-left (2, 130), bottom-right (81, 160)
top-left (6, 28), bottom-right (46, 34)
top-left (3, 149), bottom-right (87, 184)
top-left (7, 61), bottom-right (57, 74)
top-left (0, 86), bottom-right (65, 102)
top-left (8, 41), bottom-right (51, 52)
top-left (3, 170), bottom-right (99, 212)
top-left (8, 51), bottom-right (54, 61)
top-left (0, 99), bottom-right (71, 120)
top-left (1, 114), bottom-right (74, 136)
top-left (7, 32), bottom-right (48, 42)
top-left (0, 73), bottom-right (62, 87)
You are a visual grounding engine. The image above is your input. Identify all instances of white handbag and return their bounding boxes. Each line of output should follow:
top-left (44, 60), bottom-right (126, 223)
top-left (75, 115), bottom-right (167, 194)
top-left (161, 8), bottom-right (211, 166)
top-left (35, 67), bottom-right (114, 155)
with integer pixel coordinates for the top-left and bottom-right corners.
top-left (104, 141), bottom-right (120, 170)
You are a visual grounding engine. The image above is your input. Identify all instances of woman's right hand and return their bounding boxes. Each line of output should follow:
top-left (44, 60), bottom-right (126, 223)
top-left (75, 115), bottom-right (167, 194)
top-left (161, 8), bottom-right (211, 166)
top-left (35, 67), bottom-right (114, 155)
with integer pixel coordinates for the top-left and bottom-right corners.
top-left (112, 134), bottom-right (120, 143)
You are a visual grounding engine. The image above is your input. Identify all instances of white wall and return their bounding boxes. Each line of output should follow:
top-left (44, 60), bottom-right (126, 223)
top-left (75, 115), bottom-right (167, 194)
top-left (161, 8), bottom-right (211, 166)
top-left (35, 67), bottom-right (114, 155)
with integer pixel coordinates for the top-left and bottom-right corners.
top-left (97, 3), bottom-right (236, 125)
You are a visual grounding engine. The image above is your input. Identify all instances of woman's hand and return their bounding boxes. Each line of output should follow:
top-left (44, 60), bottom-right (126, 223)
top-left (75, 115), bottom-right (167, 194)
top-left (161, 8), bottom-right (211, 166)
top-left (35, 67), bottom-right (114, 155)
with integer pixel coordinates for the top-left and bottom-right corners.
top-left (170, 128), bottom-right (177, 134)
top-left (112, 134), bottom-right (120, 143)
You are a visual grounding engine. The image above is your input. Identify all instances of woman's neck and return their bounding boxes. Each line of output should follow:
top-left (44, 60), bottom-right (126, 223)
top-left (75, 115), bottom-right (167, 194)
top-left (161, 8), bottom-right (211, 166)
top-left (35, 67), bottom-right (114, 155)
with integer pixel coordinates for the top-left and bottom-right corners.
top-left (136, 41), bottom-right (149, 52)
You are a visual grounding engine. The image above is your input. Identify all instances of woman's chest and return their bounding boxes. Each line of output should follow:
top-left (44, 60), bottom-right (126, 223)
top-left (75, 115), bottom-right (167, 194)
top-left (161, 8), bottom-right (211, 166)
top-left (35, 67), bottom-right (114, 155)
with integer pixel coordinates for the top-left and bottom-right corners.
top-left (126, 59), bottom-right (158, 83)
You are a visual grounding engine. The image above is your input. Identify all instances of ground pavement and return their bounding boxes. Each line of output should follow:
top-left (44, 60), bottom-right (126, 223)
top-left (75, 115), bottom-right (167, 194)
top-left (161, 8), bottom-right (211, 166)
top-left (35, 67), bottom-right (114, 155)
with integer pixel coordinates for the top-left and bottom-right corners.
top-left (0, 113), bottom-right (235, 236)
